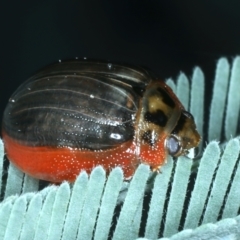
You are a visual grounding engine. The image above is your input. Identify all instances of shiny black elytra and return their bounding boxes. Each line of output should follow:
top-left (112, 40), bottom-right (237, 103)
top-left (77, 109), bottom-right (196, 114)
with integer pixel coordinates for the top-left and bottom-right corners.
top-left (3, 61), bottom-right (152, 149)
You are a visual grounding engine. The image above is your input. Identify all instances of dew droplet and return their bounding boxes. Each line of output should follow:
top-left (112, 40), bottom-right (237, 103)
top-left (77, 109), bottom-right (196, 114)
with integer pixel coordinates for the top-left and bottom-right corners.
top-left (9, 98), bottom-right (15, 103)
top-left (110, 133), bottom-right (121, 140)
top-left (90, 94), bottom-right (94, 99)
top-left (107, 63), bottom-right (112, 69)
top-left (59, 59), bottom-right (62, 62)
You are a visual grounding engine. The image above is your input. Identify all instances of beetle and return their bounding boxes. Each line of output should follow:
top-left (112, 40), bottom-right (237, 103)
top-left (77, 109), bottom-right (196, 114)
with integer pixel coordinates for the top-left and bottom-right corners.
top-left (2, 60), bottom-right (200, 182)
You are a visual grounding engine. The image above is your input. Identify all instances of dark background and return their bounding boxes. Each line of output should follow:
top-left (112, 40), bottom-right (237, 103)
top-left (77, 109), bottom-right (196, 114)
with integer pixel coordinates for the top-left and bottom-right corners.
top-left (1, 0), bottom-right (240, 121)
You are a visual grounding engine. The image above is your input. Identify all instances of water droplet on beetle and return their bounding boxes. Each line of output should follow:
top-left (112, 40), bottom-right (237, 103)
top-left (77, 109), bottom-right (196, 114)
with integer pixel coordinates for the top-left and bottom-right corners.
top-left (59, 59), bottom-right (62, 62)
top-left (107, 63), bottom-right (112, 70)
top-left (110, 133), bottom-right (121, 140)
top-left (9, 98), bottom-right (15, 103)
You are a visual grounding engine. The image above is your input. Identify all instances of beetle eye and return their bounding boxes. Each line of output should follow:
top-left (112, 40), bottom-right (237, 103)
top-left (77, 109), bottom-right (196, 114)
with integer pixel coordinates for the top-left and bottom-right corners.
top-left (166, 135), bottom-right (181, 156)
